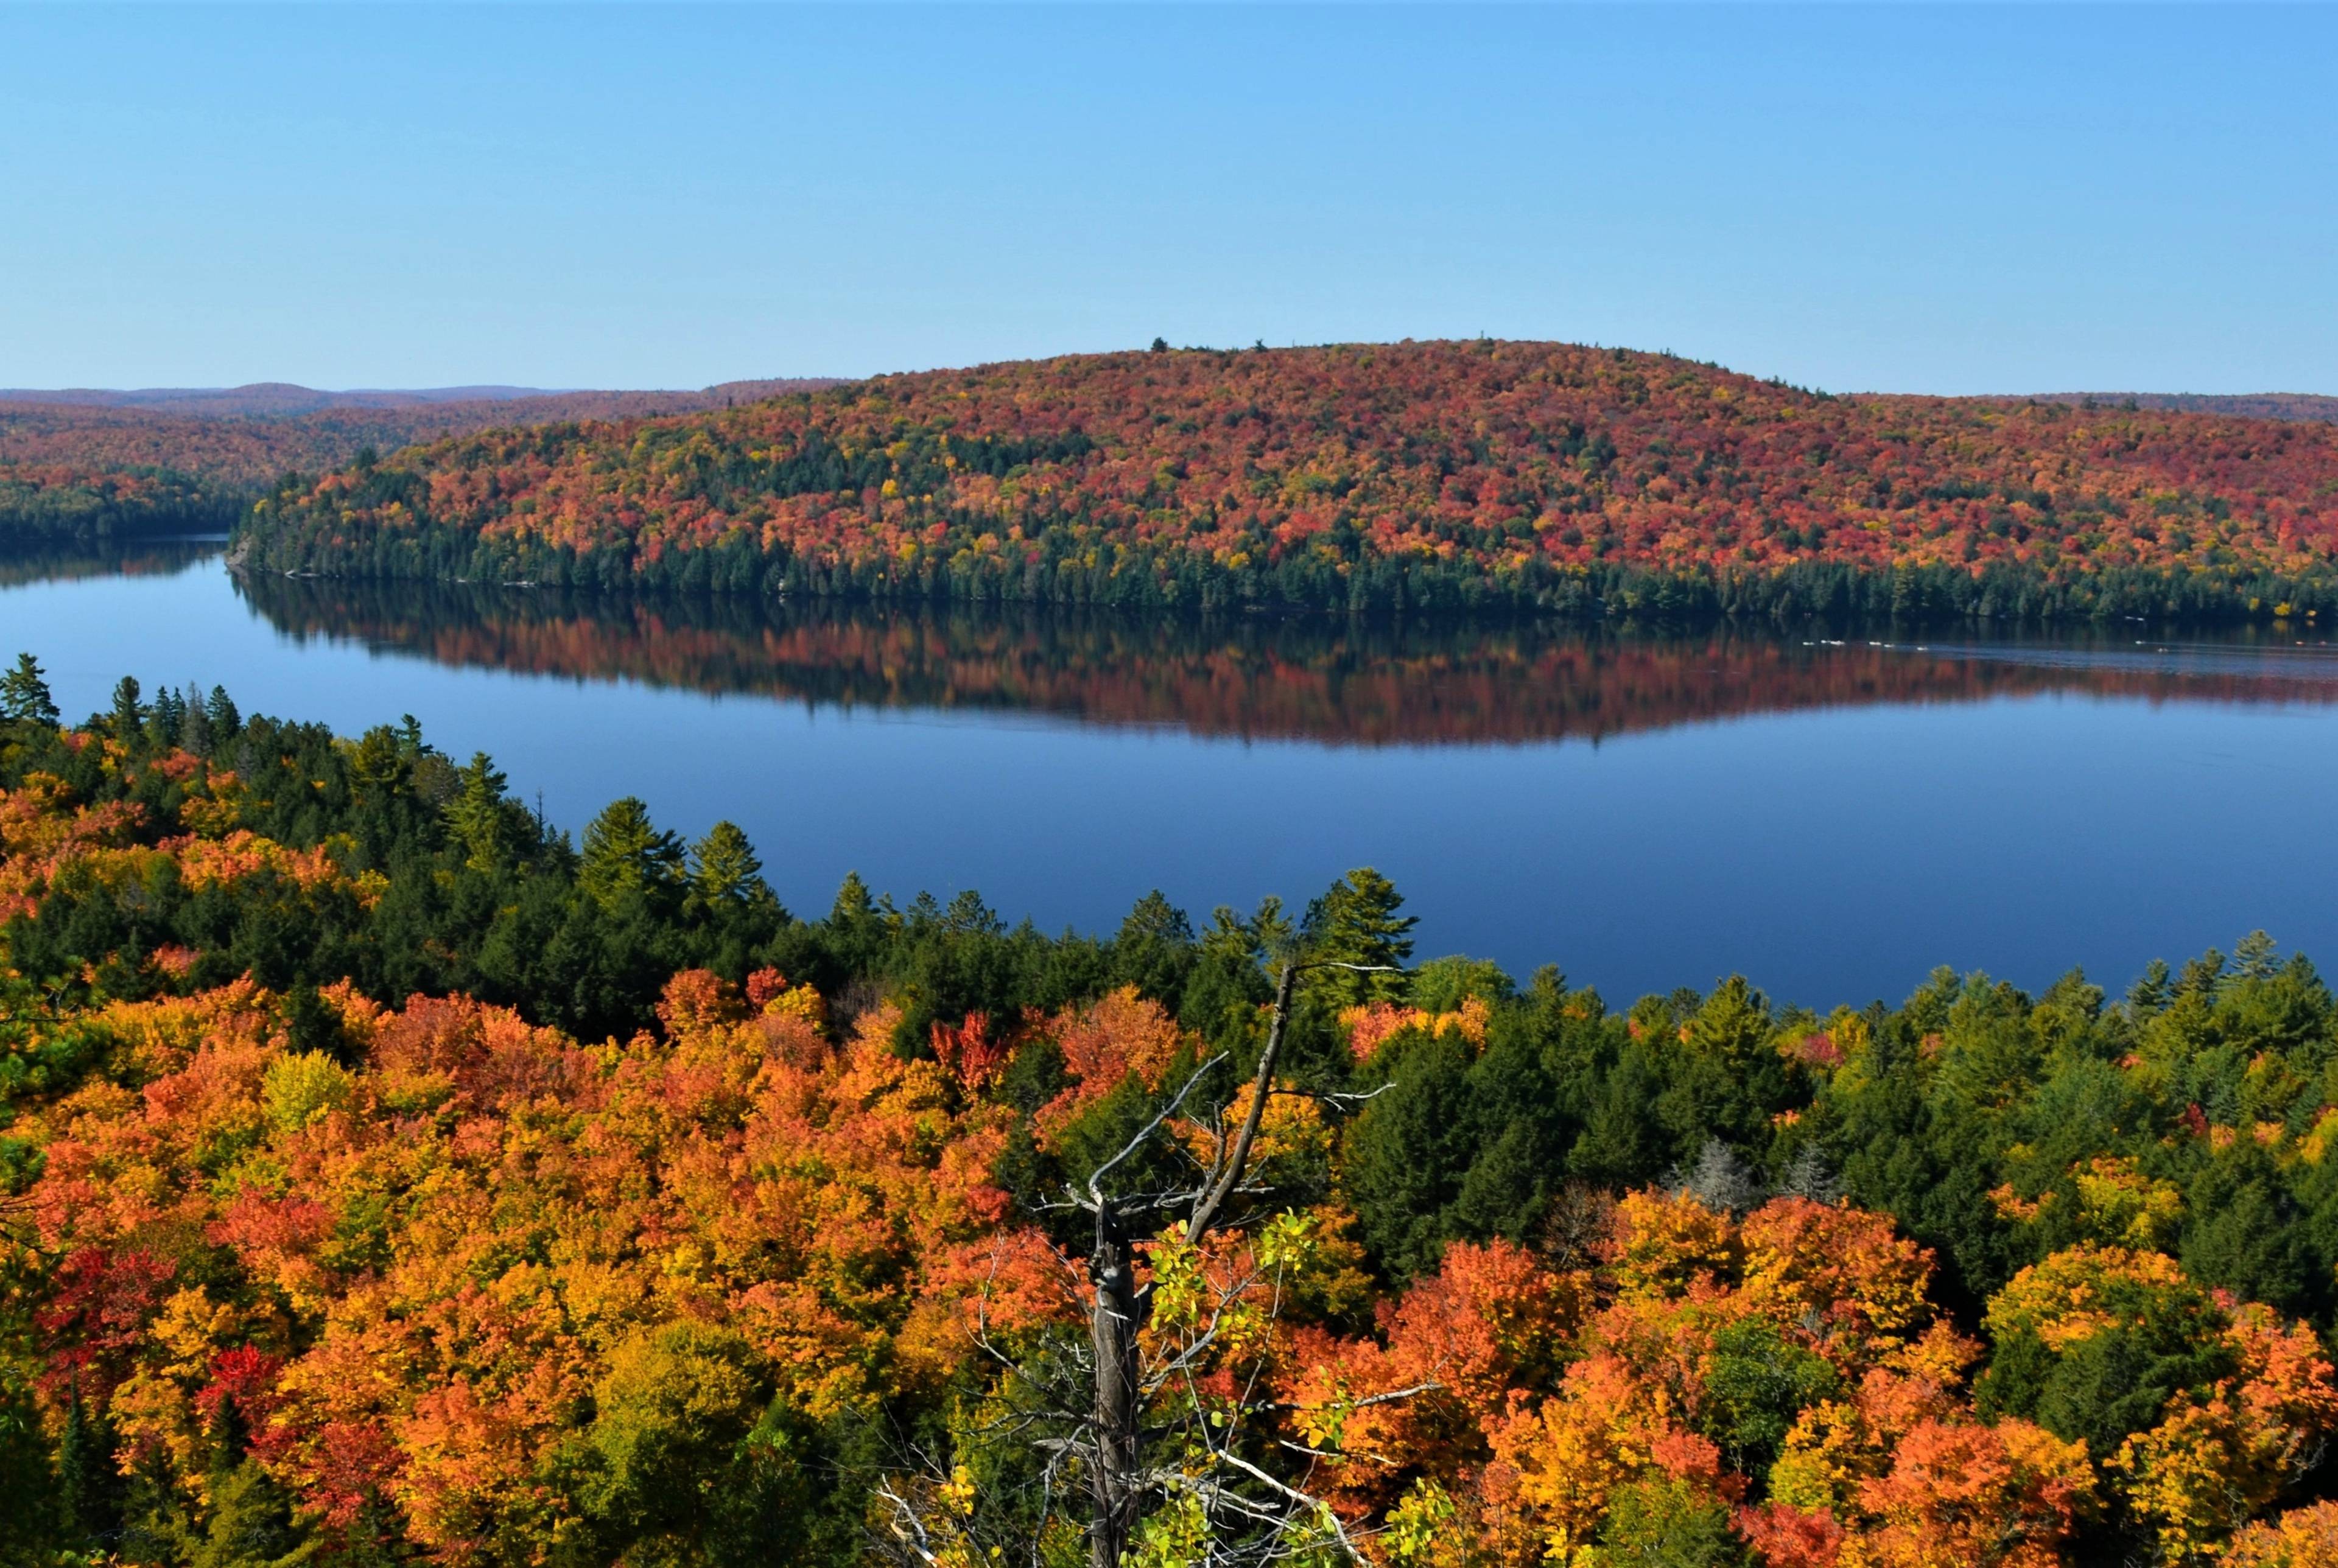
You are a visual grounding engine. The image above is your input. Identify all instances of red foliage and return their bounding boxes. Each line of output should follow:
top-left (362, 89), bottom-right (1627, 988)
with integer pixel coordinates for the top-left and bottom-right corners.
top-left (250, 341), bottom-right (2338, 606)
top-left (34, 1246), bottom-right (177, 1396)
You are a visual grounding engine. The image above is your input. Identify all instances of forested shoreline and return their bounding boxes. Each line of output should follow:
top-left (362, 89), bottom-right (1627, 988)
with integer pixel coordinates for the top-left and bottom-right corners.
top-left (0, 385), bottom-right (839, 553)
top-left (5, 653), bottom-right (2338, 1567)
top-left (0, 464), bottom-right (239, 546)
top-left (230, 340), bottom-right (2338, 626)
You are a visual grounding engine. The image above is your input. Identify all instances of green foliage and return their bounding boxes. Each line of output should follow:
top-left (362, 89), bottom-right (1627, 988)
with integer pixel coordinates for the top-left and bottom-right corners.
top-left (188, 1458), bottom-right (309, 1568)
top-left (550, 1323), bottom-right (840, 1568)
top-left (0, 1363), bottom-right (61, 1566)
top-left (1595, 1475), bottom-right (1750, 1568)
top-left (1302, 866), bottom-right (1416, 1005)
top-left (687, 820), bottom-right (770, 911)
top-left (579, 796), bottom-right (684, 910)
top-left (262, 1049), bottom-right (354, 1132)
top-left (1696, 1319), bottom-right (1839, 1482)
top-left (443, 751), bottom-right (516, 873)
top-left (231, 342), bottom-right (2338, 625)
top-left (0, 653), bottom-right (58, 727)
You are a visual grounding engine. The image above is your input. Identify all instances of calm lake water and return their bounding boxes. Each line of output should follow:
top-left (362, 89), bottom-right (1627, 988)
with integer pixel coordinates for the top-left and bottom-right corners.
top-left (9, 541), bottom-right (2338, 1010)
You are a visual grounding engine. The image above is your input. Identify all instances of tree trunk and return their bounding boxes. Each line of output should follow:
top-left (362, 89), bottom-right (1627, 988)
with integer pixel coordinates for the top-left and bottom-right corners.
top-left (1090, 1203), bottom-right (1145, 1568)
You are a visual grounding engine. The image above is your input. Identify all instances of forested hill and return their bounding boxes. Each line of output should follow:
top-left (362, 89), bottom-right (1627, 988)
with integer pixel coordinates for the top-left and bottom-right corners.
top-left (236, 340), bottom-right (2338, 622)
top-left (0, 380), bottom-right (840, 547)
top-left (2033, 391), bottom-right (2338, 425)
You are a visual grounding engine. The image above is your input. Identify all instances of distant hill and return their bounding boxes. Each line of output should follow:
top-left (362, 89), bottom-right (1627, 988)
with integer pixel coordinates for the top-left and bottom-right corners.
top-left (0, 379), bottom-right (846, 544)
top-left (237, 340), bottom-right (2338, 624)
top-left (0, 383), bottom-right (563, 415)
top-left (0, 378), bottom-right (838, 417)
top-left (2031, 392), bottom-right (2338, 425)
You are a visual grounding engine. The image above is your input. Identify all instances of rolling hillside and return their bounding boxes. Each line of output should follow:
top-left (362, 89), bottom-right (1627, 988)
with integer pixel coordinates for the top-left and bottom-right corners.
top-left (0, 380), bottom-right (840, 544)
top-left (237, 340), bottom-right (2338, 621)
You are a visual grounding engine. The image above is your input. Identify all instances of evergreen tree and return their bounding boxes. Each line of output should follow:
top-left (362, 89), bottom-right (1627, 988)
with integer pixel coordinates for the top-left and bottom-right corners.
top-left (58, 1386), bottom-right (125, 1551)
top-left (190, 1460), bottom-right (304, 1568)
top-left (0, 651), bottom-right (58, 726)
top-left (1301, 866), bottom-right (1416, 1003)
top-left (181, 681), bottom-right (215, 755)
top-left (149, 684), bottom-right (187, 746)
top-left (0, 1363), bottom-right (62, 1561)
top-left (687, 820), bottom-right (769, 908)
top-left (579, 796), bottom-right (683, 909)
top-left (119, 1437), bottom-right (192, 1565)
top-left (443, 752), bottom-right (514, 873)
top-left (110, 674), bottom-right (144, 738)
top-left (205, 684), bottom-right (241, 738)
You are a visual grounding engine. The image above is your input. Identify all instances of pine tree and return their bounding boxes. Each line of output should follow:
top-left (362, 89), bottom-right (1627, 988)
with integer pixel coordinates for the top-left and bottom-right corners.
top-left (110, 674), bottom-right (144, 738)
top-left (443, 752), bottom-right (513, 872)
top-left (119, 1437), bottom-right (190, 1565)
top-left (149, 685), bottom-right (187, 745)
top-left (1301, 867), bottom-right (1416, 1004)
top-left (58, 1385), bottom-right (125, 1550)
top-left (0, 652), bottom-right (58, 726)
top-left (687, 820), bottom-right (769, 908)
top-left (205, 684), bottom-right (240, 738)
top-left (579, 796), bottom-right (683, 909)
top-left (181, 681), bottom-right (215, 755)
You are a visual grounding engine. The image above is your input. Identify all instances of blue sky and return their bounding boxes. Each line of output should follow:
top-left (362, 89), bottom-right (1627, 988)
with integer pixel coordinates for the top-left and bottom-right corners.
top-left (2, 5), bottom-right (2331, 395)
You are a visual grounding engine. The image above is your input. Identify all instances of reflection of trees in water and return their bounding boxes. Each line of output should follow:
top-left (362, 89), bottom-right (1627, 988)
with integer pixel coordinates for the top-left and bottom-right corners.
top-left (233, 572), bottom-right (2338, 747)
top-left (0, 537), bottom-right (226, 589)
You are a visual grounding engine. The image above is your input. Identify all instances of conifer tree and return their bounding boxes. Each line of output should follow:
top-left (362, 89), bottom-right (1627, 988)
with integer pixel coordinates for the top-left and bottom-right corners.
top-left (687, 819), bottom-right (769, 908)
top-left (109, 674), bottom-right (143, 738)
top-left (205, 684), bottom-right (240, 738)
top-left (0, 652), bottom-right (57, 726)
top-left (443, 752), bottom-right (514, 872)
top-left (57, 1385), bottom-right (124, 1550)
top-left (1302, 866), bottom-right (1416, 1004)
top-left (580, 796), bottom-right (684, 908)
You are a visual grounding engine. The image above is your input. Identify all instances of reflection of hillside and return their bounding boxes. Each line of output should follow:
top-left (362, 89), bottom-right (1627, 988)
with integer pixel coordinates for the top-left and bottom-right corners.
top-left (234, 574), bottom-right (2338, 747)
top-left (0, 537), bottom-right (226, 589)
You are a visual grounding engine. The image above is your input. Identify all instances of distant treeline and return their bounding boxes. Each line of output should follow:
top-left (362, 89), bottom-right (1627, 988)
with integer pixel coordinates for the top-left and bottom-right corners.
top-left (0, 462), bottom-right (237, 545)
top-left (232, 503), bottom-right (2338, 625)
top-left (233, 340), bottom-right (2338, 625)
top-left (0, 381), bottom-right (844, 547)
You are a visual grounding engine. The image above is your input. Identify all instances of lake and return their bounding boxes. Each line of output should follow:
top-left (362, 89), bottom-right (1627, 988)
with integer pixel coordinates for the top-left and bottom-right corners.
top-left (9, 539), bottom-right (2338, 1010)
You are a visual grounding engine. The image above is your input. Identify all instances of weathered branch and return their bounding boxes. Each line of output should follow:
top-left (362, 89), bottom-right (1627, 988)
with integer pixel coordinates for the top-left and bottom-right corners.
top-left (1081, 1049), bottom-right (1228, 1212)
top-left (1190, 961), bottom-right (1399, 1245)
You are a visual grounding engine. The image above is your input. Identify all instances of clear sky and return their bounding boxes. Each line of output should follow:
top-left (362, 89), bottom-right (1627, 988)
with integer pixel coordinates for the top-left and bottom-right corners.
top-left (2, 5), bottom-right (2331, 396)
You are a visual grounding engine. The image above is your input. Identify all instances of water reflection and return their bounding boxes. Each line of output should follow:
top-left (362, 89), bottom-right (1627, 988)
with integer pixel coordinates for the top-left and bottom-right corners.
top-left (11, 550), bottom-right (2338, 1001)
top-left (230, 570), bottom-right (2338, 746)
top-left (0, 535), bottom-right (229, 589)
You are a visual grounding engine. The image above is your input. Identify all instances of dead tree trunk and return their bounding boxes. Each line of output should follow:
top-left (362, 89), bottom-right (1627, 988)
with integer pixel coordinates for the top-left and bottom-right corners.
top-left (1089, 1201), bottom-right (1144, 1568)
top-left (1081, 958), bottom-right (1364, 1567)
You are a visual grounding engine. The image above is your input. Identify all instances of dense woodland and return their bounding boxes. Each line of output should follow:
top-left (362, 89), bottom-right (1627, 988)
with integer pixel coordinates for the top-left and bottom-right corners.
top-left (234, 341), bottom-right (2338, 623)
top-left (0, 464), bottom-right (238, 545)
top-left (4, 653), bottom-right (2338, 1566)
top-left (0, 386), bottom-right (835, 550)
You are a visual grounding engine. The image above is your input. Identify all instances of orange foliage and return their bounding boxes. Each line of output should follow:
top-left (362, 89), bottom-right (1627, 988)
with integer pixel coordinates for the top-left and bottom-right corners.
top-left (247, 342), bottom-right (2338, 609)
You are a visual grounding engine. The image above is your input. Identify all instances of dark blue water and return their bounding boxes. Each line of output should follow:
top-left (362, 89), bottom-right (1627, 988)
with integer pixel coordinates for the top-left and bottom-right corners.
top-left (10, 545), bottom-right (2338, 1010)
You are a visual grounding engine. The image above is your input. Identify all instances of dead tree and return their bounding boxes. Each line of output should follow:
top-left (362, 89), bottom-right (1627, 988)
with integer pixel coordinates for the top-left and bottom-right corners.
top-left (1077, 958), bottom-right (1392, 1568)
top-left (876, 959), bottom-right (1407, 1568)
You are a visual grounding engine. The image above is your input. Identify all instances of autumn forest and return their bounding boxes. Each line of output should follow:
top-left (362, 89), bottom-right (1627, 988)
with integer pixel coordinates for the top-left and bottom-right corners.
top-left (225, 341), bottom-right (2338, 625)
top-left (4, 653), bottom-right (2338, 1568)
top-left (10, 339), bottom-right (2338, 1568)
top-left (9, 342), bottom-right (2338, 626)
